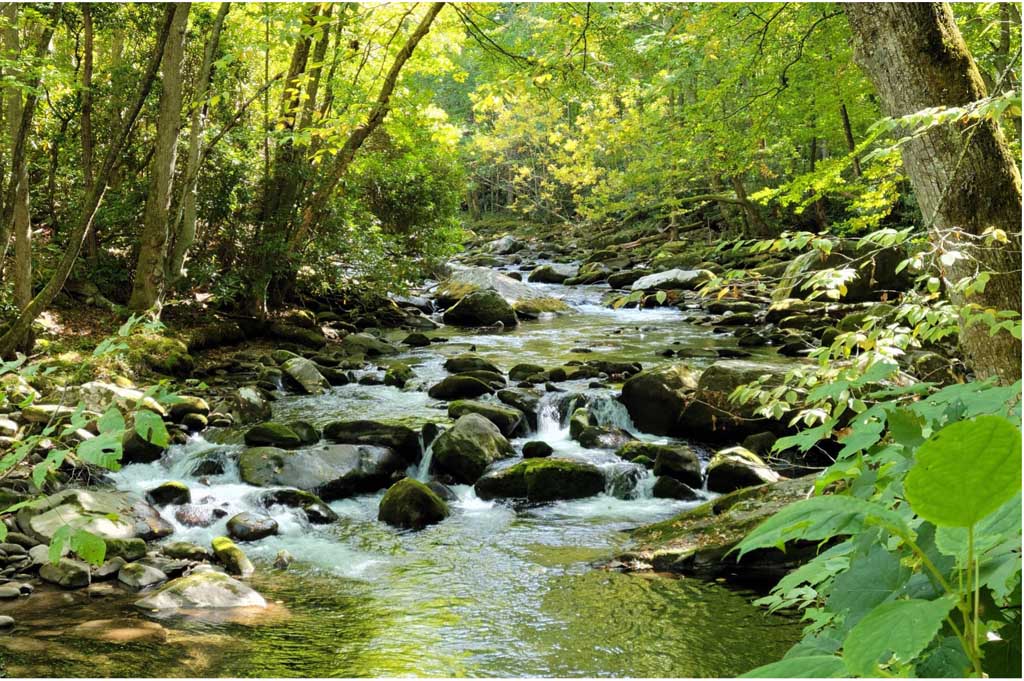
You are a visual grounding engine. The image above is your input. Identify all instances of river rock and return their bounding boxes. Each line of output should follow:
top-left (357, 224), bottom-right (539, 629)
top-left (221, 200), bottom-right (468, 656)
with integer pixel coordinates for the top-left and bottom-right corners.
top-left (212, 537), bottom-right (254, 578)
top-left (631, 269), bottom-right (713, 292)
top-left (430, 414), bottom-right (515, 484)
top-left (496, 388), bottom-right (541, 429)
top-left (652, 476), bottom-right (702, 501)
top-left (0, 585), bottom-right (21, 599)
top-left (104, 537), bottom-right (148, 561)
top-left (427, 375), bottom-right (495, 400)
top-left (651, 445), bottom-right (702, 488)
top-left (774, 242), bottom-right (909, 303)
top-left (280, 357), bottom-right (330, 394)
top-left (474, 458), bottom-right (605, 502)
top-left (168, 395), bottom-right (211, 421)
top-left (118, 562), bottom-right (168, 590)
top-left (244, 422), bottom-right (303, 448)
top-left (145, 481), bottom-right (191, 507)
top-left (378, 478), bottom-right (450, 530)
top-left (607, 269), bottom-right (651, 289)
top-left (322, 420), bottom-right (421, 463)
top-left (528, 263), bottom-right (578, 284)
top-left (341, 332), bottom-right (398, 357)
top-left (17, 489), bottom-right (172, 544)
top-left (75, 381), bottom-right (166, 416)
top-left (161, 542), bottom-right (212, 561)
top-left (522, 441), bottom-right (553, 458)
top-left (227, 512), bottom-right (279, 541)
top-left (219, 386), bottom-right (273, 425)
top-left (0, 616), bottom-right (13, 628)
top-left (402, 332), bottom-right (432, 347)
top-left (260, 489), bottom-right (338, 524)
top-left (706, 446), bottom-right (780, 493)
top-left (238, 444), bottom-right (406, 499)
top-left (619, 364), bottom-right (700, 435)
top-left (135, 570), bottom-right (266, 610)
top-left (384, 362), bottom-right (415, 388)
top-left (40, 557), bottom-right (91, 589)
top-left (443, 290), bottom-right (518, 327)
top-left (487, 235), bottom-right (525, 255)
top-left (444, 354), bottom-right (502, 374)
top-left (508, 363), bottom-right (545, 381)
top-left (677, 359), bottom-right (792, 440)
top-left (447, 400), bottom-right (524, 436)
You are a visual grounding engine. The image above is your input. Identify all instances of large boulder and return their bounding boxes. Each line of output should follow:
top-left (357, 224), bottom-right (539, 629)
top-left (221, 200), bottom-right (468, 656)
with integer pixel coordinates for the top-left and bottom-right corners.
top-left (430, 414), bottom-right (515, 484)
top-left (435, 266), bottom-right (541, 308)
top-left (619, 364), bottom-right (700, 436)
top-left (378, 478), bottom-right (450, 530)
top-left (219, 386), bottom-right (273, 425)
top-left (280, 357), bottom-right (330, 395)
top-left (528, 263), bottom-right (579, 284)
top-left (238, 444), bottom-right (406, 499)
top-left (322, 420), bottom-right (421, 463)
top-left (74, 381), bottom-right (165, 416)
top-left (447, 400), bottom-right (524, 437)
top-left (706, 446), bottom-right (780, 493)
top-left (427, 375), bottom-right (495, 400)
top-left (474, 458), bottom-right (605, 502)
top-left (135, 570), bottom-right (266, 610)
top-left (443, 354), bottom-right (501, 374)
top-left (678, 359), bottom-right (792, 440)
top-left (341, 333), bottom-right (398, 357)
top-left (631, 269), bottom-right (713, 292)
top-left (212, 537), bottom-right (254, 577)
top-left (616, 443), bottom-right (702, 488)
top-left (487, 235), bottom-right (525, 255)
top-left (443, 290), bottom-right (518, 327)
top-left (244, 422), bottom-right (304, 448)
top-left (226, 512), bottom-right (279, 542)
top-left (17, 489), bottom-right (172, 544)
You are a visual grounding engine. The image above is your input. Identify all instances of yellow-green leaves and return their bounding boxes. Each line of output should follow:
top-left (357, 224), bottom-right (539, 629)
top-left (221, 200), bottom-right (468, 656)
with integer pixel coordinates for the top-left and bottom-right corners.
top-left (905, 416), bottom-right (1022, 528)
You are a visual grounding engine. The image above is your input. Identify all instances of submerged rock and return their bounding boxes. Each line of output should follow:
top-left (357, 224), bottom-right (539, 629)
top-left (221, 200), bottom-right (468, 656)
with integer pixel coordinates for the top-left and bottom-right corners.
top-left (383, 362), bottom-right (415, 388)
top-left (261, 489), bottom-right (338, 524)
top-left (443, 354), bottom-right (501, 374)
top-left (135, 570), bottom-right (266, 610)
top-left (430, 414), bottom-right (515, 484)
top-left (474, 458), bottom-right (605, 502)
top-left (378, 478), bottom-right (450, 530)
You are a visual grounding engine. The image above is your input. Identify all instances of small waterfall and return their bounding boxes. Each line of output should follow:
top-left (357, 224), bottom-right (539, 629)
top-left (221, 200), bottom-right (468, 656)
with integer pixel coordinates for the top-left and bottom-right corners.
top-left (586, 394), bottom-right (638, 432)
top-left (415, 436), bottom-right (434, 482)
top-left (536, 393), bottom-right (568, 438)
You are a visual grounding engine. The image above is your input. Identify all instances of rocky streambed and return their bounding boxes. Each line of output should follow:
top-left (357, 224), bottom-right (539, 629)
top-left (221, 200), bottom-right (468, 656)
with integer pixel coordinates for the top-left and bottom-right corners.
top-left (2, 230), bottom-right (945, 676)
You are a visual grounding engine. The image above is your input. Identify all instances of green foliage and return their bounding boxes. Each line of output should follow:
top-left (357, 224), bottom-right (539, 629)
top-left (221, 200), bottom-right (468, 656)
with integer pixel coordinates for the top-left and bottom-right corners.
top-left (737, 388), bottom-right (1023, 678)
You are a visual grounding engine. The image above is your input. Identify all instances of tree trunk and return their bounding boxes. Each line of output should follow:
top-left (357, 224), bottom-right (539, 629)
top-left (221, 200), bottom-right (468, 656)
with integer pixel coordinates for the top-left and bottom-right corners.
top-left (845, 2), bottom-right (1022, 383)
top-left (808, 133), bottom-right (828, 231)
top-left (128, 3), bottom-right (191, 313)
top-left (82, 3), bottom-right (98, 259)
top-left (3, 6), bottom-right (31, 337)
top-left (0, 5), bottom-right (175, 357)
top-left (730, 176), bottom-right (771, 237)
top-left (839, 102), bottom-right (861, 177)
top-left (166, 2), bottom-right (230, 285)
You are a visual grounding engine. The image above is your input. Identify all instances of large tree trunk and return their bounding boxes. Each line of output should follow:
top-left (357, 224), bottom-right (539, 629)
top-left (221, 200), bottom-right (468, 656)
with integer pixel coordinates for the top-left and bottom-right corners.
top-left (166, 2), bottom-right (230, 285)
top-left (81, 3), bottom-right (98, 259)
top-left (845, 2), bottom-right (1022, 383)
top-left (0, 6), bottom-right (175, 357)
top-left (3, 7), bottom-right (29, 311)
top-left (128, 3), bottom-right (191, 313)
top-left (839, 102), bottom-right (861, 177)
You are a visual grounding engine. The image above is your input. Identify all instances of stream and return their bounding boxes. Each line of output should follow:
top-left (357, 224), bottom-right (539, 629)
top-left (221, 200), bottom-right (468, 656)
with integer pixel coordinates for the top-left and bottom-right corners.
top-left (0, 276), bottom-right (801, 677)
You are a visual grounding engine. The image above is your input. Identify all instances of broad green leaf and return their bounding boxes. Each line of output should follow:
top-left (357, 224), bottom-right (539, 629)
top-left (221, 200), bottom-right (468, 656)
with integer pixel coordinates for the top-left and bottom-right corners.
top-left (736, 496), bottom-right (909, 558)
top-left (70, 529), bottom-right (106, 566)
top-left (905, 416), bottom-right (1022, 528)
top-left (741, 655), bottom-right (848, 678)
top-left (77, 432), bottom-right (123, 471)
top-left (842, 597), bottom-right (956, 676)
top-left (98, 406), bottom-right (126, 434)
top-left (134, 409), bottom-right (169, 448)
top-left (49, 524), bottom-right (71, 564)
top-left (935, 493), bottom-right (1021, 562)
top-left (826, 544), bottom-right (910, 627)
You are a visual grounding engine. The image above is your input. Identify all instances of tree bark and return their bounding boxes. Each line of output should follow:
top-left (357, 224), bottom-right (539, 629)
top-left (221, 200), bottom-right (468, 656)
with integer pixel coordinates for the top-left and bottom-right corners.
top-left (0, 5), bottom-right (175, 357)
top-left (845, 2), bottom-right (1023, 383)
top-left (166, 2), bottom-right (230, 285)
top-left (3, 6), bottom-right (31, 335)
top-left (128, 3), bottom-right (191, 313)
top-left (81, 3), bottom-right (98, 259)
top-left (839, 102), bottom-right (861, 177)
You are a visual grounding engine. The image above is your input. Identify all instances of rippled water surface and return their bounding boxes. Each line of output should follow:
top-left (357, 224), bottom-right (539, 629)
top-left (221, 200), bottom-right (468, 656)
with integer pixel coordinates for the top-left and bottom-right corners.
top-left (0, 277), bottom-right (799, 677)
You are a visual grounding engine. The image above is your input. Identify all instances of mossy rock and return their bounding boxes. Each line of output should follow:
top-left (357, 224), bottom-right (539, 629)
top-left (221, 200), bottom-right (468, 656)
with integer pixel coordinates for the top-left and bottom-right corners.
top-left (104, 537), bottom-right (147, 561)
top-left (443, 354), bottom-right (501, 375)
top-left (244, 422), bottom-right (303, 448)
top-left (427, 375), bottom-right (495, 401)
top-left (430, 414), bottom-right (515, 484)
top-left (378, 478), bottom-right (450, 530)
top-left (447, 400), bottom-right (524, 436)
top-left (127, 334), bottom-right (194, 378)
top-left (513, 297), bottom-right (570, 316)
top-left (474, 458), bottom-right (605, 502)
top-left (212, 536), bottom-right (254, 577)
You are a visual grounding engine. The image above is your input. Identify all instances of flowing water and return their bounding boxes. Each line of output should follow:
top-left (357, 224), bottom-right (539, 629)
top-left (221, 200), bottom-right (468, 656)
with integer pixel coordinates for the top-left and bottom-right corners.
top-left (0, 277), bottom-right (800, 677)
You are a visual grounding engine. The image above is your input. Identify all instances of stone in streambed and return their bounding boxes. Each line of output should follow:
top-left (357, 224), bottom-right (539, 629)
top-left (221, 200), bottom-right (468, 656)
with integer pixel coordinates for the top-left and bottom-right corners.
top-left (161, 541), bottom-right (212, 562)
top-left (509, 363), bottom-right (546, 381)
top-left (430, 414), bottom-right (515, 484)
top-left (443, 290), bottom-right (518, 327)
top-left (706, 446), bottom-right (780, 493)
top-left (227, 512), bottom-right (279, 542)
top-left (443, 354), bottom-right (501, 374)
top-left (427, 375), bottom-right (494, 400)
top-left (631, 269), bottom-right (713, 292)
top-left (322, 420), bottom-right (420, 462)
top-left (40, 557), bottom-right (91, 589)
top-left (17, 489), bottom-right (172, 544)
top-left (238, 444), bottom-right (406, 499)
top-left (528, 263), bottom-right (578, 284)
top-left (383, 362), bottom-right (415, 388)
top-left (145, 481), bottom-right (191, 507)
top-left (619, 364), bottom-right (700, 436)
top-left (244, 422), bottom-right (304, 448)
top-left (474, 458), bottom-right (605, 502)
top-left (496, 388), bottom-right (541, 430)
top-left (135, 570), bottom-right (266, 611)
top-left (522, 441), bottom-right (553, 458)
top-left (260, 488), bottom-right (338, 524)
top-left (212, 537), bottom-right (254, 578)
top-left (447, 400), bottom-right (524, 437)
top-left (402, 333), bottom-right (432, 347)
top-left (104, 537), bottom-right (148, 561)
top-left (378, 478), bottom-right (450, 530)
top-left (118, 562), bottom-right (168, 590)
top-left (652, 476), bottom-right (702, 501)
top-left (280, 356), bottom-right (330, 394)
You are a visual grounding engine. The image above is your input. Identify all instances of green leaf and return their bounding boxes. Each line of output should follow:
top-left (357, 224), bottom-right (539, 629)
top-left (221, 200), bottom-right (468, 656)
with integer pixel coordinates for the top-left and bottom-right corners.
top-left (49, 524), bottom-right (71, 564)
top-left (77, 432), bottom-right (123, 471)
top-left (134, 409), bottom-right (169, 448)
top-left (70, 529), bottom-right (106, 566)
top-left (905, 415), bottom-right (1022, 528)
top-left (741, 655), bottom-right (848, 678)
top-left (98, 406), bottom-right (126, 434)
top-left (842, 597), bottom-right (956, 676)
top-left (826, 544), bottom-right (910, 628)
top-left (736, 496), bottom-right (909, 558)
